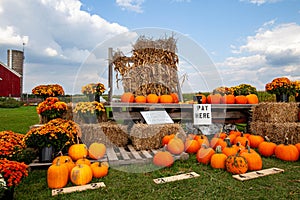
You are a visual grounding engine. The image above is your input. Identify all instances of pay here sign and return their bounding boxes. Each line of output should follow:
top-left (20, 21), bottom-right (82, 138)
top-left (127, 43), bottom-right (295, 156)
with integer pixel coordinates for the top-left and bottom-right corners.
top-left (193, 104), bottom-right (212, 125)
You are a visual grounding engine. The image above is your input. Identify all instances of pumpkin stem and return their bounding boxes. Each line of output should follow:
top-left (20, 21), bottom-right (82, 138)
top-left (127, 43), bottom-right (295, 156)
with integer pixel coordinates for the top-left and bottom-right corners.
top-left (56, 158), bottom-right (61, 166)
top-left (215, 145), bottom-right (222, 153)
top-left (247, 145), bottom-right (251, 153)
top-left (264, 136), bottom-right (270, 142)
top-left (224, 137), bottom-right (231, 147)
top-left (284, 137), bottom-right (289, 145)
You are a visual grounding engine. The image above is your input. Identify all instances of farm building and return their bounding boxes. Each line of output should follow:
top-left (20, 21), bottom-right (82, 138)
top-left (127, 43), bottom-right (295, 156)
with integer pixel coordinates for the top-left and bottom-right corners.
top-left (0, 49), bottom-right (24, 97)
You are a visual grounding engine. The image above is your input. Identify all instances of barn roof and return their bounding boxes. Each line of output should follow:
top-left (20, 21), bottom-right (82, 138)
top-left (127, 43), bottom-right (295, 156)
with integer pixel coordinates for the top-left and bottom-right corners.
top-left (0, 61), bottom-right (21, 77)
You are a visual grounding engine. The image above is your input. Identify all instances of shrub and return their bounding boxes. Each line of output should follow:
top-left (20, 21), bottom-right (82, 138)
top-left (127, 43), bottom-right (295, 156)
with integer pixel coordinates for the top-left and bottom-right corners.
top-left (0, 97), bottom-right (23, 108)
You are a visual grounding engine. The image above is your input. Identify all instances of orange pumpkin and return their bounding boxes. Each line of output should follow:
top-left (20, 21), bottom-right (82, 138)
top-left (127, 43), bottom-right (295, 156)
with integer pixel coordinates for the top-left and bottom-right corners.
top-left (195, 135), bottom-right (210, 147)
top-left (159, 94), bottom-right (174, 103)
top-left (235, 95), bottom-right (248, 104)
top-left (207, 94), bottom-right (221, 104)
top-left (88, 142), bottom-right (106, 160)
top-left (233, 133), bottom-right (250, 147)
top-left (90, 162), bottom-right (109, 178)
top-left (210, 146), bottom-right (227, 169)
top-left (248, 134), bottom-right (264, 149)
top-left (121, 92), bottom-right (134, 103)
top-left (196, 144), bottom-right (215, 165)
top-left (76, 157), bottom-right (91, 166)
top-left (274, 138), bottom-right (299, 161)
top-left (70, 164), bottom-right (93, 186)
top-left (210, 136), bottom-right (227, 150)
top-left (52, 154), bottom-right (75, 176)
top-left (47, 158), bottom-right (69, 189)
top-left (161, 134), bottom-right (175, 146)
top-left (225, 150), bottom-right (248, 174)
top-left (222, 138), bottom-right (238, 157)
top-left (153, 151), bottom-right (174, 167)
top-left (167, 137), bottom-right (185, 155)
top-left (240, 146), bottom-right (262, 171)
top-left (146, 94), bottom-right (159, 103)
top-left (184, 138), bottom-right (200, 154)
top-left (246, 94), bottom-right (259, 104)
top-left (170, 93), bottom-right (179, 103)
top-left (295, 143), bottom-right (300, 154)
top-left (134, 95), bottom-right (147, 103)
top-left (195, 94), bottom-right (207, 104)
top-left (68, 143), bottom-right (88, 161)
top-left (221, 94), bottom-right (235, 104)
top-left (258, 136), bottom-right (277, 157)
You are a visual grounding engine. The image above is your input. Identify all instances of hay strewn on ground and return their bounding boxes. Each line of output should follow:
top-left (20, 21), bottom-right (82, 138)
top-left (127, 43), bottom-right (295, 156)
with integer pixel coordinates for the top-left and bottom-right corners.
top-left (130, 123), bottom-right (185, 150)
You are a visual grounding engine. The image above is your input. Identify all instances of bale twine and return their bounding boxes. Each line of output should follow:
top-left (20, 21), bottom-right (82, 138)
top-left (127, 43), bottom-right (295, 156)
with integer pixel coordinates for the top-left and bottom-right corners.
top-left (129, 123), bottom-right (185, 150)
top-left (252, 102), bottom-right (298, 123)
top-left (250, 121), bottom-right (300, 144)
top-left (79, 122), bottom-right (128, 147)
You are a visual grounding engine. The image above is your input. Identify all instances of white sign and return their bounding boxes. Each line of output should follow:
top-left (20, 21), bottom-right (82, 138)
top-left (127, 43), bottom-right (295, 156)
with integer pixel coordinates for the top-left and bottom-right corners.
top-left (141, 111), bottom-right (174, 125)
top-left (193, 104), bottom-right (212, 125)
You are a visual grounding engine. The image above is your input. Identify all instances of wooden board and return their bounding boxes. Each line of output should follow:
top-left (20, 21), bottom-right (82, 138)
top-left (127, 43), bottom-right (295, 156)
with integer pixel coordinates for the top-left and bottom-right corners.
top-left (52, 182), bottom-right (106, 196)
top-left (232, 168), bottom-right (284, 181)
top-left (153, 172), bottom-right (200, 184)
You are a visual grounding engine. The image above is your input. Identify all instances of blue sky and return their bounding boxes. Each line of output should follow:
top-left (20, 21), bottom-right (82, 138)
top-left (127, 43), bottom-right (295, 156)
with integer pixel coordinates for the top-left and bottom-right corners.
top-left (0, 0), bottom-right (299, 95)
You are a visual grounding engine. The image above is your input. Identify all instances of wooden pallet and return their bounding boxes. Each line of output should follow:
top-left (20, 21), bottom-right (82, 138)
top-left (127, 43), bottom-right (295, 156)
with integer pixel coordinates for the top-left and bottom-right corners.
top-left (29, 145), bottom-right (179, 168)
top-left (232, 168), bottom-right (284, 181)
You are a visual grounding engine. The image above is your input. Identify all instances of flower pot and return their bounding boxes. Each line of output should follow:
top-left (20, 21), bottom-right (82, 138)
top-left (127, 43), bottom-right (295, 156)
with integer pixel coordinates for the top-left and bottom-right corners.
top-left (39, 146), bottom-right (54, 163)
top-left (0, 187), bottom-right (14, 200)
top-left (276, 93), bottom-right (289, 102)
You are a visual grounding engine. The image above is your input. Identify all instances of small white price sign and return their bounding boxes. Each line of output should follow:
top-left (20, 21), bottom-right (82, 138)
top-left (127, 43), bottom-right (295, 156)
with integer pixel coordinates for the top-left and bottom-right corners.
top-left (193, 104), bottom-right (212, 125)
top-left (141, 110), bottom-right (174, 125)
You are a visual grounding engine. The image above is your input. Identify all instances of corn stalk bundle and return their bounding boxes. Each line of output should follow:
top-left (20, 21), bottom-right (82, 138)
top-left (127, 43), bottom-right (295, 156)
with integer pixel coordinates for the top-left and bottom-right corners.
top-left (250, 121), bottom-right (300, 144)
top-left (113, 35), bottom-right (180, 96)
top-left (252, 102), bottom-right (298, 123)
top-left (129, 123), bottom-right (185, 150)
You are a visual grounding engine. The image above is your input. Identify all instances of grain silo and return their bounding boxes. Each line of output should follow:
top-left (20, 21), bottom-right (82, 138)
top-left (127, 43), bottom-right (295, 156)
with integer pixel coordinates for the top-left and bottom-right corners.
top-left (7, 49), bottom-right (24, 95)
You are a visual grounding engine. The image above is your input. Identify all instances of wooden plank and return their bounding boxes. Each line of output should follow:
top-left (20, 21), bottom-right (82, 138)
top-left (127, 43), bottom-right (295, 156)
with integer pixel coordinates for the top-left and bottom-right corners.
top-left (127, 145), bottom-right (143, 159)
top-left (106, 147), bottom-right (119, 161)
top-left (118, 147), bottom-right (131, 160)
top-left (52, 182), bottom-right (106, 196)
top-left (141, 150), bottom-right (153, 159)
top-left (153, 172), bottom-right (200, 184)
top-left (232, 168), bottom-right (284, 181)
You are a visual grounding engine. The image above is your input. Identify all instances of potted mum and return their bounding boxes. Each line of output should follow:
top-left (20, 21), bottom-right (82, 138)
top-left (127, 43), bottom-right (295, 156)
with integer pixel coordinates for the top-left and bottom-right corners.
top-left (81, 82), bottom-right (106, 102)
top-left (37, 97), bottom-right (67, 124)
top-left (292, 80), bottom-right (300, 102)
top-left (0, 159), bottom-right (28, 200)
top-left (32, 84), bottom-right (65, 100)
top-left (73, 101), bottom-right (106, 124)
top-left (23, 118), bottom-right (81, 162)
top-left (265, 77), bottom-right (295, 102)
top-left (231, 84), bottom-right (258, 96)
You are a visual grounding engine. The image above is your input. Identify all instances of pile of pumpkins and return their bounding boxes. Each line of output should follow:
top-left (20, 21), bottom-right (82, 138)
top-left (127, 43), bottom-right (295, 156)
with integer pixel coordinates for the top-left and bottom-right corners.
top-left (120, 92), bottom-right (259, 105)
top-left (47, 142), bottom-right (108, 189)
top-left (153, 130), bottom-right (300, 174)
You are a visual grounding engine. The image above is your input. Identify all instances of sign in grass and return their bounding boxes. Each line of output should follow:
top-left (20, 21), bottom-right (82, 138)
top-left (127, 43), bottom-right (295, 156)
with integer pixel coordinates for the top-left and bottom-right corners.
top-left (52, 182), bottom-right (106, 196)
top-left (232, 168), bottom-right (284, 181)
top-left (153, 172), bottom-right (200, 184)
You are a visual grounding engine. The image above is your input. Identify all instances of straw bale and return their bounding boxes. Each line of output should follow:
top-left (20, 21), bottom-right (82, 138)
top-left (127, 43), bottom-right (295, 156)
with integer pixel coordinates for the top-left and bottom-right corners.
top-left (252, 102), bottom-right (298, 123)
top-left (130, 123), bottom-right (185, 150)
top-left (79, 122), bottom-right (128, 147)
top-left (250, 121), bottom-right (300, 144)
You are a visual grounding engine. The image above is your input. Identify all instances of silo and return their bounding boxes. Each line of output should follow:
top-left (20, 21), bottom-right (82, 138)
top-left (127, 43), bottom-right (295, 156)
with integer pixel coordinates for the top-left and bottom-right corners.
top-left (7, 49), bottom-right (24, 95)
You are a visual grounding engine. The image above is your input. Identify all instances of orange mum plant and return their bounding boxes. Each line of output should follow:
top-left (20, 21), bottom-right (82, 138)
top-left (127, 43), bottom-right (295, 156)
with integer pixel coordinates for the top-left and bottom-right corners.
top-left (0, 159), bottom-right (28, 188)
top-left (37, 97), bottom-right (67, 120)
top-left (0, 131), bottom-right (25, 160)
top-left (265, 77), bottom-right (295, 95)
top-left (32, 84), bottom-right (65, 99)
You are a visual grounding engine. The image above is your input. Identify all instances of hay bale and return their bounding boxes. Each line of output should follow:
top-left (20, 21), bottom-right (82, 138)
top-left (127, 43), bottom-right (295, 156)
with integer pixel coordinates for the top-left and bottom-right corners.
top-left (252, 102), bottom-right (298, 123)
top-left (80, 122), bottom-right (128, 147)
top-left (250, 121), bottom-right (300, 144)
top-left (130, 123), bottom-right (185, 150)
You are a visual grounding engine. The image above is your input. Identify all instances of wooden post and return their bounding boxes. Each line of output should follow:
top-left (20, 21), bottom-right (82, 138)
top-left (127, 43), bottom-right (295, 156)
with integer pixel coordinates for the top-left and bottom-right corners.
top-left (108, 48), bottom-right (113, 103)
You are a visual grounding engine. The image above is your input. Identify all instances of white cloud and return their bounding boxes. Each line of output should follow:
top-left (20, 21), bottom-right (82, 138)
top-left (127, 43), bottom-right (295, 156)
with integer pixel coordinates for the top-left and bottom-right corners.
top-left (116, 0), bottom-right (144, 13)
top-left (0, 0), bottom-right (129, 94)
top-left (218, 22), bottom-right (300, 90)
top-left (240, 0), bottom-right (281, 5)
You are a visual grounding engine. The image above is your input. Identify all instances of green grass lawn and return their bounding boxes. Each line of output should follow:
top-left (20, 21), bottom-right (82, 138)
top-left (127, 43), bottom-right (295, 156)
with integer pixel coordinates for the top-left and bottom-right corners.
top-left (1, 106), bottom-right (300, 199)
top-left (0, 106), bottom-right (39, 134)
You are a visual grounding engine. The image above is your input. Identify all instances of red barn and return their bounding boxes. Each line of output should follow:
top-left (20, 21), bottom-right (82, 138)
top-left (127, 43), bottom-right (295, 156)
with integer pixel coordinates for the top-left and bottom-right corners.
top-left (0, 61), bottom-right (21, 97)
